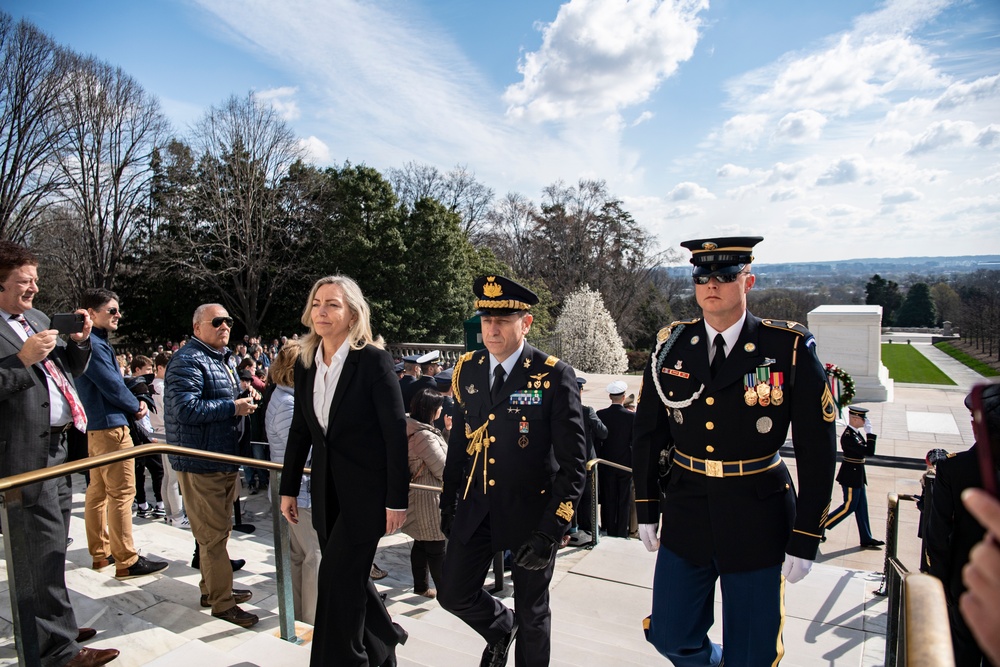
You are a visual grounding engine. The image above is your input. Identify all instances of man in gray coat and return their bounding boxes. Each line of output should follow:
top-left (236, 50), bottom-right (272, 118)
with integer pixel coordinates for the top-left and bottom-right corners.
top-left (0, 240), bottom-right (119, 667)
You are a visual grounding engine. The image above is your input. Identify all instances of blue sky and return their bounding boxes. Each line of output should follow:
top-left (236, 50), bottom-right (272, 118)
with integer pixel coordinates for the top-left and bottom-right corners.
top-left (7, 0), bottom-right (1000, 265)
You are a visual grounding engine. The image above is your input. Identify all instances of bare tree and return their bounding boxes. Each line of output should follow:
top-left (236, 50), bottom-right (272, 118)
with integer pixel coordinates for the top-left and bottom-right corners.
top-left (0, 13), bottom-right (68, 241)
top-left (480, 191), bottom-right (538, 277)
top-left (53, 54), bottom-right (168, 292)
top-left (387, 160), bottom-right (494, 239)
top-left (170, 91), bottom-right (307, 335)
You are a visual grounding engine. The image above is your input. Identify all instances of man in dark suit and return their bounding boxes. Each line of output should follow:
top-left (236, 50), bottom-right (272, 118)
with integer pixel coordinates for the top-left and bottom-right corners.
top-left (0, 240), bottom-right (120, 667)
top-left (923, 386), bottom-right (1000, 666)
top-left (823, 405), bottom-right (884, 548)
top-left (399, 354), bottom-right (421, 409)
top-left (633, 237), bottom-right (836, 666)
top-left (438, 275), bottom-right (587, 667)
top-left (596, 380), bottom-right (634, 538)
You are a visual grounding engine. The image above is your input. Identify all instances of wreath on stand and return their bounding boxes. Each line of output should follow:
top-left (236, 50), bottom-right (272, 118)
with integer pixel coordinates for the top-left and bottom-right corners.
top-left (824, 363), bottom-right (856, 411)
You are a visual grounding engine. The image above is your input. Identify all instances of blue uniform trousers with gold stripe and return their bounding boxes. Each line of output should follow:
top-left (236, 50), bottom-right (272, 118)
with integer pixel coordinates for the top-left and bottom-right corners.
top-left (824, 484), bottom-right (874, 543)
top-left (645, 546), bottom-right (785, 667)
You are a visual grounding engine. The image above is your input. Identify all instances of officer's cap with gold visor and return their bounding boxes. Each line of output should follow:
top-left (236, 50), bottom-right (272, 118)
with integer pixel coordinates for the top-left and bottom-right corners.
top-left (473, 275), bottom-right (538, 316)
top-left (681, 236), bottom-right (763, 278)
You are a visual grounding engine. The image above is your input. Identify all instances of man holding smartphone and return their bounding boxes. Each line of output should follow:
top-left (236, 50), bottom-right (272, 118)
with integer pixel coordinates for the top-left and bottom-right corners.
top-left (0, 241), bottom-right (121, 667)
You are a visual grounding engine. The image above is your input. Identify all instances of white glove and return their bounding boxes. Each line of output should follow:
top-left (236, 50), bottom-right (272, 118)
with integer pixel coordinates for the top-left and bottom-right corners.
top-left (781, 555), bottom-right (813, 583)
top-left (638, 523), bottom-right (660, 552)
top-left (864, 418), bottom-right (873, 435)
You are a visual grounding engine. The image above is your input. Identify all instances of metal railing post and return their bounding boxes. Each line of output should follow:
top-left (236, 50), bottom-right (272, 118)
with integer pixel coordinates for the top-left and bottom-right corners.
top-left (269, 469), bottom-right (301, 643)
top-left (589, 461), bottom-right (600, 548)
top-left (1, 487), bottom-right (41, 667)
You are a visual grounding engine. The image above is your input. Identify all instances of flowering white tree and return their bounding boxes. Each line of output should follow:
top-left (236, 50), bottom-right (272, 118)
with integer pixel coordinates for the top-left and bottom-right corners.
top-left (556, 285), bottom-right (629, 374)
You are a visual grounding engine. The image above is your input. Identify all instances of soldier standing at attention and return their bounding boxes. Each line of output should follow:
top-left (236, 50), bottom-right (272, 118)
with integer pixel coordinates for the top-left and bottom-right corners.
top-left (632, 236), bottom-right (836, 666)
top-left (823, 405), bottom-right (884, 548)
top-left (437, 275), bottom-right (587, 667)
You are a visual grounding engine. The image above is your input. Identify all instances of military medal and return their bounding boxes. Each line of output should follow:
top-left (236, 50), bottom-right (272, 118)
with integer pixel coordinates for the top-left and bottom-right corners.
top-left (673, 409), bottom-right (683, 424)
top-left (757, 382), bottom-right (771, 407)
top-left (518, 435), bottom-right (529, 448)
top-left (744, 372), bottom-right (758, 406)
top-left (519, 420), bottom-right (529, 434)
top-left (756, 416), bottom-right (773, 434)
top-left (543, 381), bottom-right (550, 389)
top-left (771, 371), bottom-right (784, 406)
top-left (745, 388), bottom-right (758, 406)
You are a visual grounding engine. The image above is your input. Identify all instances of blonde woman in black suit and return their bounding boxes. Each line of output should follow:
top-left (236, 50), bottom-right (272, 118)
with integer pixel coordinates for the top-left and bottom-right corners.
top-left (279, 275), bottom-right (409, 666)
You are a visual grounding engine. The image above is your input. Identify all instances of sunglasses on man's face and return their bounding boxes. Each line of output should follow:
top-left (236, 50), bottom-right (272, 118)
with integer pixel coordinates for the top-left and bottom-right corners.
top-left (106, 307), bottom-right (123, 316)
top-left (692, 271), bottom-right (749, 285)
top-left (206, 316), bottom-right (234, 328)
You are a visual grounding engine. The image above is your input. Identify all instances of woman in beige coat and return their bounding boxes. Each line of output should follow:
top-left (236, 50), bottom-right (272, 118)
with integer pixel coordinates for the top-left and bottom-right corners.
top-left (402, 388), bottom-right (449, 598)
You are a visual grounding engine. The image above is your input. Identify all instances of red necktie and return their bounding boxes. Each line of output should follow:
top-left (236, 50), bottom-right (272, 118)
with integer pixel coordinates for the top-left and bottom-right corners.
top-left (13, 315), bottom-right (88, 431)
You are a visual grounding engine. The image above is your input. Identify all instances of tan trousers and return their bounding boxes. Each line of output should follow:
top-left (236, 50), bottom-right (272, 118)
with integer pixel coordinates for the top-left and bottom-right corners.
top-left (177, 470), bottom-right (237, 613)
top-left (84, 425), bottom-right (138, 568)
top-left (287, 506), bottom-right (322, 625)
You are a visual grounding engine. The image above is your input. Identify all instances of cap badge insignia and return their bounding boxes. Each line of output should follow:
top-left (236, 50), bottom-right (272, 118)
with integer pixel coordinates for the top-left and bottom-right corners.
top-left (674, 360), bottom-right (683, 370)
top-left (483, 278), bottom-right (503, 298)
top-left (756, 416), bottom-right (773, 434)
top-left (523, 357), bottom-right (532, 369)
top-left (702, 242), bottom-right (718, 250)
top-left (744, 343), bottom-right (756, 353)
top-left (690, 335), bottom-right (700, 345)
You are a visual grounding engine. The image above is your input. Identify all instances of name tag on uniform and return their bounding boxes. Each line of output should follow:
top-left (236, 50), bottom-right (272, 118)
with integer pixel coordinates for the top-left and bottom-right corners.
top-left (510, 390), bottom-right (542, 405)
top-left (662, 368), bottom-right (690, 379)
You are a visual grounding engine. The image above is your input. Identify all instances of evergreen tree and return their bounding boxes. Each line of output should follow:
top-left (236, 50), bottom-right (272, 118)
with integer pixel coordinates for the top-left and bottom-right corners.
top-left (555, 285), bottom-right (628, 374)
top-left (865, 274), bottom-right (903, 325)
top-left (896, 282), bottom-right (937, 327)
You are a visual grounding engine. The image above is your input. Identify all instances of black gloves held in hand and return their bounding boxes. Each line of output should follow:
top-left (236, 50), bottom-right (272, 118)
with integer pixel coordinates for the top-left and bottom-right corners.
top-left (440, 507), bottom-right (456, 538)
top-left (513, 531), bottom-right (557, 570)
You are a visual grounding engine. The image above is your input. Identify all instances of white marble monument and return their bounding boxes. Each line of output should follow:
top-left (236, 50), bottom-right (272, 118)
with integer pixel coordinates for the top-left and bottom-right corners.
top-left (807, 305), bottom-right (893, 403)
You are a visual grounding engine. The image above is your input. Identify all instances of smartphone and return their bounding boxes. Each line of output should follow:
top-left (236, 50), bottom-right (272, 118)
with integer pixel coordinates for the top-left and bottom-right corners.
top-left (969, 383), bottom-right (1000, 498)
top-left (50, 312), bottom-right (84, 335)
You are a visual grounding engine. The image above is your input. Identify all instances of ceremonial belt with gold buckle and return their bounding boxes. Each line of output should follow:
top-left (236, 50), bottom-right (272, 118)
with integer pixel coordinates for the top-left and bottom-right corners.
top-left (673, 450), bottom-right (781, 478)
top-left (843, 457), bottom-right (866, 464)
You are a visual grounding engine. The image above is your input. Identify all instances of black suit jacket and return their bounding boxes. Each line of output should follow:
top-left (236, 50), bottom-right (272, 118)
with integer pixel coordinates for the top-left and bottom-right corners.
top-left (442, 343), bottom-right (587, 551)
top-left (632, 313), bottom-right (836, 572)
top-left (835, 427), bottom-right (876, 487)
top-left (924, 446), bottom-right (986, 604)
top-left (279, 344), bottom-right (409, 544)
top-left (596, 403), bottom-right (634, 469)
top-left (0, 308), bottom-right (91, 505)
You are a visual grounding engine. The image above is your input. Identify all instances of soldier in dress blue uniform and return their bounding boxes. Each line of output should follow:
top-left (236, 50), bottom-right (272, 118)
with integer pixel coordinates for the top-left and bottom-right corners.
top-left (437, 275), bottom-right (587, 667)
top-left (823, 406), bottom-right (885, 548)
top-left (632, 236), bottom-right (837, 666)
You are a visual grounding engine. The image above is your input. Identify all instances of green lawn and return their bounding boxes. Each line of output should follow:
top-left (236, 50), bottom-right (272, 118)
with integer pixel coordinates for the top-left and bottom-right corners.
top-left (881, 343), bottom-right (957, 385)
top-left (933, 341), bottom-right (1000, 377)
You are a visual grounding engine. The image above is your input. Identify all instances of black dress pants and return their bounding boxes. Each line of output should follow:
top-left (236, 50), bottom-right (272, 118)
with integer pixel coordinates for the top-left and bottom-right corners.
top-left (438, 512), bottom-right (555, 667)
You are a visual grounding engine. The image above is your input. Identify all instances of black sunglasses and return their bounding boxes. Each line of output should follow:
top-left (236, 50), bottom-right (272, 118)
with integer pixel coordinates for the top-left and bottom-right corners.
top-left (106, 307), bottom-right (123, 316)
top-left (693, 271), bottom-right (749, 285)
top-left (206, 316), bottom-right (234, 328)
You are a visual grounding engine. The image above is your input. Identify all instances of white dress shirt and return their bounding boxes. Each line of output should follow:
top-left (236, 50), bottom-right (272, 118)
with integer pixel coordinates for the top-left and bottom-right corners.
top-left (704, 311), bottom-right (747, 366)
top-left (2, 307), bottom-right (73, 426)
top-left (312, 337), bottom-right (351, 434)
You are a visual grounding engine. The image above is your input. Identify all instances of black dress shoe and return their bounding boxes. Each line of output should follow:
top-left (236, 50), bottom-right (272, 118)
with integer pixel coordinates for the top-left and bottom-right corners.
top-left (479, 617), bottom-right (517, 667)
top-left (861, 539), bottom-right (885, 549)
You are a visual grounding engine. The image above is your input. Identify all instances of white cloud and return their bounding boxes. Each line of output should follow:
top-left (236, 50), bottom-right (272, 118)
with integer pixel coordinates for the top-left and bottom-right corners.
top-left (816, 155), bottom-right (868, 186)
top-left (299, 135), bottom-right (330, 163)
top-left (770, 187), bottom-right (801, 202)
top-left (632, 111), bottom-right (655, 127)
top-left (664, 205), bottom-right (703, 219)
top-left (717, 163), bottom-right (751, 178)
top-left (503, 0), bottom-right (708, 122)
top-left (667, 181), bottom-right (715, 201)
top-left (773, 110), bottom-right (827, 143)
top-left (976, 125), bottom-right (1000, 149)
top-left (713, 114), bottom-right (769, 150)
top-left (256, 86), bottom-right (300, 121)
top-left (907, 120), bottom-right (979, 154)
top-left (934, 73), bottom-right (1000, 111)
top-left (881, 187), bottom-right (923, 205)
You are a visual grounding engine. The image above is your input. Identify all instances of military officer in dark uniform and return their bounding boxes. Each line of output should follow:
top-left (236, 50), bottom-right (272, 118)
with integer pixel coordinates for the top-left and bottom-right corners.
top-left (399, 353), bottom-right (421, 409)
top-left (596, 380), bottom-right (635, 538)
top-left (823, 406), bottom-right (884, 548)
top-left (438, 275), bottom-right (587, 667)
top-left (632, 236), bottom-right (836, 666)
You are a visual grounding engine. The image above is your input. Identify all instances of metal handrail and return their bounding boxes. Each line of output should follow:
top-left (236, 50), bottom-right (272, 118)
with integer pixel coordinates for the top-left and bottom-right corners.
top-left (0, 443), bottom-right (308, 666)
top-left (902, 574), bottom-right (956, 667)
top-left (586, 457), bottom-right (632, 548)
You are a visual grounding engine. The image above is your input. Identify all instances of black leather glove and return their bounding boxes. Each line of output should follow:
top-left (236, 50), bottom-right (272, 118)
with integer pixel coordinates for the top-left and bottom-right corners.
top-left (513, 531), bottom-right (557, 570)
top-left (440, 507), bottom-right (456, 538)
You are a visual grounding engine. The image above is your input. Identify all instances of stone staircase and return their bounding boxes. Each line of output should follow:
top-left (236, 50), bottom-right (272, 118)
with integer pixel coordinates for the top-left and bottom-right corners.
top-left (0, 478), bottom-right (890, 666)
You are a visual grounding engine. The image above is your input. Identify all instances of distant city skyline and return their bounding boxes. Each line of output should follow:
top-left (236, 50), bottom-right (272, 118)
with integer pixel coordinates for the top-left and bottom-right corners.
top-left (6, 0), bottom-right (1000, 264)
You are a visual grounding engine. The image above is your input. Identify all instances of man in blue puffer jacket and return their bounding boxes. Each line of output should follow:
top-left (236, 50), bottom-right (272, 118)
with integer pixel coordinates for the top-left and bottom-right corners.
top-left (164, 303), bottom-right (259, 628)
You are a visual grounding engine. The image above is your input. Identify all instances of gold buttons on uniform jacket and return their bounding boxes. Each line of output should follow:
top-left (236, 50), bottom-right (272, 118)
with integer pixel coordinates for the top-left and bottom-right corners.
top-left (706, 446), bottom-right (715, 453)
top-left (489, 480), bottom-right (496, 487)
top-left (705, 397), bottom-right (715, 406)
top-left (489, 414), bottom-right (495, 420)
top-left (705, 422), bottom-right (714, 430)
top-left (489, 458), bottom-right (496, 464)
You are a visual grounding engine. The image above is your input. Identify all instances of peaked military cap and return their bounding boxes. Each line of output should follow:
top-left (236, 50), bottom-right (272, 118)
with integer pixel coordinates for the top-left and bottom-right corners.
top-left (402, 354), bottom-right (421, 363)
top-left (473, 275), bottom-right (538, 316)
top-left (416, 350), bottom-right (440, 364)
top-left (434, 367), bottom-right (454, 389)
top-left (848, 406), bottom-right (869, 418)
top-left (681, 236), bottom-right (763, 277)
